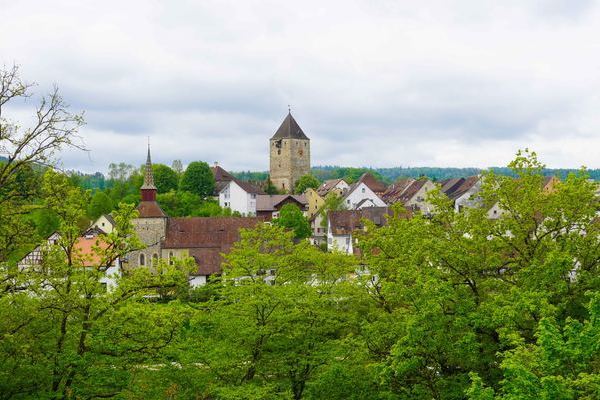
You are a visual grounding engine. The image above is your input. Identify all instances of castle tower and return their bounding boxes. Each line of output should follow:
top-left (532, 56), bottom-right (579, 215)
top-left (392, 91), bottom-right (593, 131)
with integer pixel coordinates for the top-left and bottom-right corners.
top-left (130, 144), bottom-right (167, 269)
top-left (269, 111), bottom-right (310, 192)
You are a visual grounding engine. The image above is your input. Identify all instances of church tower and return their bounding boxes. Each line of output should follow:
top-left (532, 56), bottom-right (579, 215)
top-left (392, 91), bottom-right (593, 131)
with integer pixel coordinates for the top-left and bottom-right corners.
top-left (269, 111), bottom-right (311, 192)
top-left (130, 144), bottom-right (167, 269)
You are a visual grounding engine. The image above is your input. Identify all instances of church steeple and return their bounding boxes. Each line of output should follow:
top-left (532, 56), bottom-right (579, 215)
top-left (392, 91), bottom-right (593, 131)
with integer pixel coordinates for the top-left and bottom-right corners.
top-left (140, 144), bottom-right (158, 202)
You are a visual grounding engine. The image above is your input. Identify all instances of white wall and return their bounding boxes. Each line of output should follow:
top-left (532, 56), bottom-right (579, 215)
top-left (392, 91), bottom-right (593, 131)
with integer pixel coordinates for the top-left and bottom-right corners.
top-left (92, 215), bottom-right (114, 233)
top-left (455, 180), bottom-right (482, 212)
top-left (326, 218), bottom-right (353, 254)
top-left (219, 181), bottom-right (257, 216)
top-left (189, 275), bottom-right (208, 288)
top-left (344, 182), bottom-right (386, 210)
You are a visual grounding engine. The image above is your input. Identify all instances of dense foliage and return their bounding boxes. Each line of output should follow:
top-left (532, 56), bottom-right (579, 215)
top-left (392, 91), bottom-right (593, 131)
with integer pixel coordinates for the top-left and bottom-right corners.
top-left (179, 161), bottom-right (216, 198)
top-left (2, 66), bottom-right (599, 399)
top-left (294, 174), bottom-right (320, 194)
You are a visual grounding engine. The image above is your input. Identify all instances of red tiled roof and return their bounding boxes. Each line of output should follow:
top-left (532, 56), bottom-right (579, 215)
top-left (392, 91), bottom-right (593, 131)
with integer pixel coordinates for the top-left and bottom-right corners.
top-left (211, 165), bottom-right (234, 182)
top-left (162, 217), bottom-right (264, 276)
top-left (137, 201), bottom-right (167, 218)
top-left (359, 173), bottom-right (387, 194)
top-left (328, 207), bottom-right (392, 235)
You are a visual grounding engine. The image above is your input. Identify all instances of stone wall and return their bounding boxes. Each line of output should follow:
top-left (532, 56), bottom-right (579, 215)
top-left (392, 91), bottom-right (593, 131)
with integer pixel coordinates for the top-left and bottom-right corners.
top-left (270, 138), bottom-right (310, 192)
top-left (127, 217), bottom-right (167, 269)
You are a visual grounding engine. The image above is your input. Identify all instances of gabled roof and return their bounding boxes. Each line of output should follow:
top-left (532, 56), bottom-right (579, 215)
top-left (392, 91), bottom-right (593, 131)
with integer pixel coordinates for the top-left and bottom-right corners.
top-left (446, 176), bottom-right (480, 201)
top-left (317, 179), bottom-right (347, 197)
top-left (358, 172), bottom-right (387, 194)
top-left (382, 178), bottom-right (415, 204)
top-left (211, 165), bottom-right (234, 182)
top-left (225, 178), bottom-right (266, 195)
top-left (256, 194), bottom-right (307, 212)
top-left (270, 112), bottom-right (309, 140)
top-left (328, 207), bottom-right (392, 236)
top-left (137, 201), bottom-right (167, 218)
top-left (162, 217), bottom-right (264, 276)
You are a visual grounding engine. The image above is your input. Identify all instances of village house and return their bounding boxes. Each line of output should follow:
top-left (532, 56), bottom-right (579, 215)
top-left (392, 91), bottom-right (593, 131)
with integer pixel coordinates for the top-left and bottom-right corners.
top-left (327, 207), bottom-right (392, 254)
top-left (441, 176), bottom-right (482, 212)
top-left (256, 194), bottom-right (308, 220)
top-left (90, 214), bottom-right (116, 234)
top-left (218, 178), bottom-right (266, 216)
top-left (342, 173), bottom-right (386, 210)
top-left (211, 162), bottom-right (235, 197)
top-left (303, 187), bottom-right (325, 219)
top-left (317, 178), bottom-right (349, 198)
top-left (18, 229), bottom-right (122, 291)
top-left (382, 178), bottom-right (437, 214)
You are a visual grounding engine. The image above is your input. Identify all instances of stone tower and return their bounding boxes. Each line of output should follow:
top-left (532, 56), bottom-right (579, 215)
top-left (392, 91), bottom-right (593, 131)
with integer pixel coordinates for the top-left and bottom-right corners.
top-left (269, 112), bottom-right (310, 192)
top-left (129, 145), bottom-right (167, 269)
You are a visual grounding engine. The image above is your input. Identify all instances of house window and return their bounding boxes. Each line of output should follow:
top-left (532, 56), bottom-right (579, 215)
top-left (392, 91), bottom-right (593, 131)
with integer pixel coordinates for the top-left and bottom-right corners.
top-left (139, 253), bottom-right (145, 266)
top-left (361, 188), bottom-right (366, 193)
top-left (169, 251), bottom-right (174, 265)
top-left (251, 194), bottom-right (256, 199)
top-left (346, 199), bottom-right (350, 204)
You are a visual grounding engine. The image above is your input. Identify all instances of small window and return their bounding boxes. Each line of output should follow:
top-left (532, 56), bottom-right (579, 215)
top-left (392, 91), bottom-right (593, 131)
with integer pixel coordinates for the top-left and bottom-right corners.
top-left (169, 252), bottom-right (174, 265)
top-left (101, 222), bottom-right (105, 227)
top-left (361, 188), bottom-right (366, 193)
top-left (139, 253), bottom-right (145, 266)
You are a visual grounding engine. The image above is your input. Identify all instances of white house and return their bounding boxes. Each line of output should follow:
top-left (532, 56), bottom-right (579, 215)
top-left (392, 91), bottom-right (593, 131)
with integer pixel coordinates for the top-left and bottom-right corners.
top-left (90, 214), bottom-right (116, 234)
top-left (454, 177), bottom-right (482, 212)
top-left (343, 181), bottom-right (386, 210)
top-left (219, 178), bottom-right (266, 216)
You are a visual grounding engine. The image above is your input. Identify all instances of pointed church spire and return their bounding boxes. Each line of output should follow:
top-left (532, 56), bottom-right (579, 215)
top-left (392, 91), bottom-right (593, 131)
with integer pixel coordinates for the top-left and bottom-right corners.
top-left (141, 143), bottom-right (156, 190)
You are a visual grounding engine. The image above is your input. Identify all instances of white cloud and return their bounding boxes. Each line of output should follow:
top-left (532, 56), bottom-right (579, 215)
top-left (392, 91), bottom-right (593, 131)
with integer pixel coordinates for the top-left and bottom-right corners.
top-left (1, 0), bottom-right (599, 172)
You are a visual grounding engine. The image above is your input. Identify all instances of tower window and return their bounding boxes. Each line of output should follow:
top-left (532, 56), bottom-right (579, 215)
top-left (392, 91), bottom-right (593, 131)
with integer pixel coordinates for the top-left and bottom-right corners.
top-left (139, 253), bottom-right (145, 266)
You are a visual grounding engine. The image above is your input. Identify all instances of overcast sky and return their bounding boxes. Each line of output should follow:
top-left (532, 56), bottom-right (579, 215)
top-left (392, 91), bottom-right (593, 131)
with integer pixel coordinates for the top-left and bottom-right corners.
top-left (1, 0), bottom-right (599, 173)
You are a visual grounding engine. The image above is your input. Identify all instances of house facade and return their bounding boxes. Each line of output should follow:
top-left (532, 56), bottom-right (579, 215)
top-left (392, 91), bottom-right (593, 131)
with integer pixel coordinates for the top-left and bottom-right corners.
top-left (219, 178), bottom-right (266, 216)
top-left (327, 207), bottom-right (392, 254)
top-left (256, 194), bottom-right (308, 220)
top-left (303, 188), bottom-right (325, 219)
top-left (343, 181), bottom-right (386, 210)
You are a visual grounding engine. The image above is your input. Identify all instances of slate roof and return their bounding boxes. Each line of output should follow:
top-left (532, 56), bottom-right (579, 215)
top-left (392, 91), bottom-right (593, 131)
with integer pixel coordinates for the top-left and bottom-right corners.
top-left (162, 217), bottom-right (263, 276)
top-left (270, 112), bottom-right (309, 140)
top-left (328, 207), bottom-right (392, 236)
top-left (137, 201), bottom-right (167, 218)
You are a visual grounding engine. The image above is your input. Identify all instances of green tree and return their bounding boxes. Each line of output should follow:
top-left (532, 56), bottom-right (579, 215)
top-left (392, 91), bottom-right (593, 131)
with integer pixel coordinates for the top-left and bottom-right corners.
top-left (354, 149), bottom-right (600, 399)
top-left (172, 224), bottom-right (354, 399)
top-left (273, 203), bottom-right (312, 239)
top-left (318, 192), bottom-right (347, 229)
top-left (295, 174), bottom-right (320, 194)
top-left (179, 161), bottom-right (215, 198)
top-left (0, 169), bottom-right (195, 398)
top-left (152, 163), bottom-right (179, 193)
top-left (0, 65), bottom-right (84, 263)
top-left (87, 190), bottom-right (114, 219)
